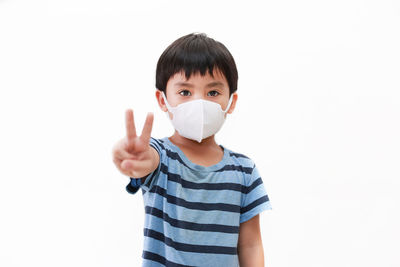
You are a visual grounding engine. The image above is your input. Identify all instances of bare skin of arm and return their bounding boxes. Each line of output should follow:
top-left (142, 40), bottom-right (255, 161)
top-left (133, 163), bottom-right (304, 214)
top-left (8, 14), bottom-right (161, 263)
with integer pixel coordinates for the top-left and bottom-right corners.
top-left (237, 214), bottom-right (265, 267)
top-left (112, 109), bottom-right (160, 183)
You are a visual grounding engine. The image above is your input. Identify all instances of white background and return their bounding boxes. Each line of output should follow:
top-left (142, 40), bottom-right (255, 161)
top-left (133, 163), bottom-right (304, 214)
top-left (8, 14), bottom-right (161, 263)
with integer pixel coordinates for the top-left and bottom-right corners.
top-left (1, 0), bottom-right (399, 266)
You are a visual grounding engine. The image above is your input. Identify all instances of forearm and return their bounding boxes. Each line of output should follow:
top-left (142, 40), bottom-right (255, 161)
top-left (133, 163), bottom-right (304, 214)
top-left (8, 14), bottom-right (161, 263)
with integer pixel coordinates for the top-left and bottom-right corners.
top-left (146, 146), bottom-right (160, 175)
top-left (237, 243), bottom-right (265, 267)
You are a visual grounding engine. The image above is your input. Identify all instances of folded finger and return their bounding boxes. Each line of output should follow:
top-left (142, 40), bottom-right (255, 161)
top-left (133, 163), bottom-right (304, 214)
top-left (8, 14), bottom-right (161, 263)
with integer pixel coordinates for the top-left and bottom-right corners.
top-left (114, 148), bottom-right (135, 160)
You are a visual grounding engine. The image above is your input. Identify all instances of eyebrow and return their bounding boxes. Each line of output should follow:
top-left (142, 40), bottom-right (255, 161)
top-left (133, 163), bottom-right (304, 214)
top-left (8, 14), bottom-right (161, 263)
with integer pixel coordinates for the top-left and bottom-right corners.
top-left (173, 81), bottom-right (225, 88)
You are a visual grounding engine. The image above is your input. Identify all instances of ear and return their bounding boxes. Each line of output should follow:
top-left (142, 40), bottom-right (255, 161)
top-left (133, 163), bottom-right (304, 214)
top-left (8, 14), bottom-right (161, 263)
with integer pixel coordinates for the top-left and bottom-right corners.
top-left (155, 90), bottom-right (168, 112)
top-left (227, 93), bottom-right (238, 114)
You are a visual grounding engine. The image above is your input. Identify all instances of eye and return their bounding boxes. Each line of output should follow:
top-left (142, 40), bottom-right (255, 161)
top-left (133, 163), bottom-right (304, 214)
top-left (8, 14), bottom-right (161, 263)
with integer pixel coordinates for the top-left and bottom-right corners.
top-left (207, 90), bottom-right (220, 97)
top-left (179, 90), bottom-right (191, 96)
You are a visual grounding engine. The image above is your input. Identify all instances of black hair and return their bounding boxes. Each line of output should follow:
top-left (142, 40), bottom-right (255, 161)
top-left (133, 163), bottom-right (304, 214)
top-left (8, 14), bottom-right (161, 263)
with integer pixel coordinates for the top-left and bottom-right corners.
top-left (155, 33), bottom-right (238, 95)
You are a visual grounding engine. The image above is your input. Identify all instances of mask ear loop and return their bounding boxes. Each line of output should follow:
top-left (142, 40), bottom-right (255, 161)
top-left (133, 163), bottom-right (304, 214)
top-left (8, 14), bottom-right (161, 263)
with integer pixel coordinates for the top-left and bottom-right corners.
top-left (223, 94), bottom-right (234, 113)
top-left (161, 92), bottom-right (173, 111)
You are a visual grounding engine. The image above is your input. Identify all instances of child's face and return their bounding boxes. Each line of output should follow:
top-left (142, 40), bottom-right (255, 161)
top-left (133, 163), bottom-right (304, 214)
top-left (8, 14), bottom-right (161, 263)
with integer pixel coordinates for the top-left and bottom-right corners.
top-left (156, 69), bottom-right (237, 117)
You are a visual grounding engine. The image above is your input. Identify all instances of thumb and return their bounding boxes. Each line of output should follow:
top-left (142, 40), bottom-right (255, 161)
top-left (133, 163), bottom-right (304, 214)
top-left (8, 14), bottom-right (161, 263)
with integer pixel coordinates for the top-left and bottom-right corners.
top-left (121, 159), bottom-right (134, 171)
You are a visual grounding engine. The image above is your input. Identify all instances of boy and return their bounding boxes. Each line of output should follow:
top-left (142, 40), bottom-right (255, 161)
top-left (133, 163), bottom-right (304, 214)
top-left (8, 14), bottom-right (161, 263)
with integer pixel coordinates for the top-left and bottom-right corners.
top-left (112, 33), bottom-right (272, 266)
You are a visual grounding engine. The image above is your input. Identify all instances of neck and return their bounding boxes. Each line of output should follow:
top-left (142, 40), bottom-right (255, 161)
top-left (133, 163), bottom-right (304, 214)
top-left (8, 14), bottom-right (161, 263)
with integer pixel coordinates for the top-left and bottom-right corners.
top-left (169, 131), bottom-right (218, 149)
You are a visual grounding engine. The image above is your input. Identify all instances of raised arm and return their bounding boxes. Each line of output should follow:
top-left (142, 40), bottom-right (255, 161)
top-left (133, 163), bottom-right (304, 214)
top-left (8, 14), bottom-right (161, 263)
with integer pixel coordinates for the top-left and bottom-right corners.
top-left (112, 109), bottom-right (160, 181)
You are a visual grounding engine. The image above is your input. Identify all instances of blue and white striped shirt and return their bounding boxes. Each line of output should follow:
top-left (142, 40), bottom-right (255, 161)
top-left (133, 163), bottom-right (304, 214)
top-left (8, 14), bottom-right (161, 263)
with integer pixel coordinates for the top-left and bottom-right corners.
top-left (126, 137), bottom-right (272, 267)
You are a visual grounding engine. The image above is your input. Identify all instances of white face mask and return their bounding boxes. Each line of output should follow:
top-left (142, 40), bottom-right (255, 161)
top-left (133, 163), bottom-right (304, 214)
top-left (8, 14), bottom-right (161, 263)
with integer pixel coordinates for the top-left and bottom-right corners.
top-left (162, 92), bottom-right (233, 143)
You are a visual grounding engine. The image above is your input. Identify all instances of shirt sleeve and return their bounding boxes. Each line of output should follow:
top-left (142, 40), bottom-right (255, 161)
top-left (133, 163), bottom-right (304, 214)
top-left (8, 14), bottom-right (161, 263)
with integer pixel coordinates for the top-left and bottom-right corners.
top-left (240, 164), bottom-right (272, 223)
top-left (125, 137), bottom-right (163, 194)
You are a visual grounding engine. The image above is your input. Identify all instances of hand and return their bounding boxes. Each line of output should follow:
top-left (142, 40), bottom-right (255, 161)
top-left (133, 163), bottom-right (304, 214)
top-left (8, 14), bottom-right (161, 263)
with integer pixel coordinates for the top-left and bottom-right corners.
top-left (112, 109), bottom-right (159, 178)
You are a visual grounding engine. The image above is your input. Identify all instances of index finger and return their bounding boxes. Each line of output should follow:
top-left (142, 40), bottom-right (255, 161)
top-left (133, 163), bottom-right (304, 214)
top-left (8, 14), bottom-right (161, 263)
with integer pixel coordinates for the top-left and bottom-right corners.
top-left (125, 109), bottom-right (137, 140)
top-left (140, 112), bottom-right (154, 143)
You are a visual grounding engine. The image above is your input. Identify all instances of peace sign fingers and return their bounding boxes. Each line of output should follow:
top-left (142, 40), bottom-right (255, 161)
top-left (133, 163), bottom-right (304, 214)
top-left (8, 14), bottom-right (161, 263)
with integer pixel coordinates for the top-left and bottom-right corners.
top-left (114, 109), bottom-right (158, 178)
top-left (124, 109), bottom-right (154, 153)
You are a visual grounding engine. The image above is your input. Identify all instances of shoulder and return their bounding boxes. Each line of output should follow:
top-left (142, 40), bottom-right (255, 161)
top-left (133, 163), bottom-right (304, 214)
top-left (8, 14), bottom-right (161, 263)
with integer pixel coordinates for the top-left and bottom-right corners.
top-left (149, 137), bottom-right (189, 168)
top-left (149, 137), bottom-right (166, 150)
top-left (149, 137), bottom-right (174, 155)
top-left (221, 145), bottom-right (257, 174)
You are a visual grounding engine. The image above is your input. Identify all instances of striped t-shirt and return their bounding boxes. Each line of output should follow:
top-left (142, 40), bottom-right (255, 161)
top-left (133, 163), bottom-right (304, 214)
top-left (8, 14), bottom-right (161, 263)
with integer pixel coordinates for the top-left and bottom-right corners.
top-left (126, 137), bottom-right (272, 267)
